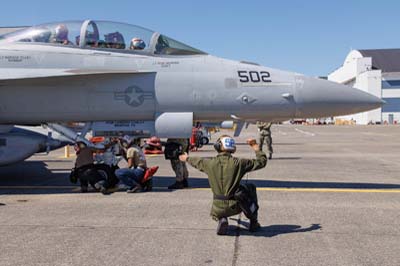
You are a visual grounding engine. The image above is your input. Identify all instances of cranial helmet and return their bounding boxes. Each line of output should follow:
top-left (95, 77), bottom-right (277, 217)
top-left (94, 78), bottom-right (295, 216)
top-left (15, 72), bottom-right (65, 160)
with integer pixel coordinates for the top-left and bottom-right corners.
top-left (55, 24), bottom-right (69, 41)
top-left (104, 31), bottom-right (125, 49)
top-left (75, 141), bottom-right (87, 149)
top-left (214, 135), bottom-right (236, 153)
top-left (121, 135), bottom-right (133, 148)
top-left (121, 135), bottom-right (141, 148)
top-left (130, 37), bottom-right (146, 50)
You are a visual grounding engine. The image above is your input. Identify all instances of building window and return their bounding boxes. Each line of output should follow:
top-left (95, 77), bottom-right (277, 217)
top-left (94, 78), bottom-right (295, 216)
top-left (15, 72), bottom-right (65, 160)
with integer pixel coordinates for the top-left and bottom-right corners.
top-left (0, 139), bottom-right (6, 146)
top-left (382, 98), bottom-right (400, 112)
top-left (383, 80), bottom-right (400, 88)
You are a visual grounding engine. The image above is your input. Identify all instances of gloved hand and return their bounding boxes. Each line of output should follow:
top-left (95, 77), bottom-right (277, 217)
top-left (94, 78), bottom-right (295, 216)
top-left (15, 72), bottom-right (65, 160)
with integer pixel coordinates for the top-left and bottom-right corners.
top-left (179, 152), bottom-right (188, 162)
top-left (69, 168), bottom-right (78, 184)
top-left (247, 139), bottom-right (260, 151)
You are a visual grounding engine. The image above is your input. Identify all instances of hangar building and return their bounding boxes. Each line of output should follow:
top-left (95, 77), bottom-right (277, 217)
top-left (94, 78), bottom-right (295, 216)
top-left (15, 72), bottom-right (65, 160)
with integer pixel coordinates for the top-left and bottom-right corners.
top-left (329, 49), bottom-right (400, 125)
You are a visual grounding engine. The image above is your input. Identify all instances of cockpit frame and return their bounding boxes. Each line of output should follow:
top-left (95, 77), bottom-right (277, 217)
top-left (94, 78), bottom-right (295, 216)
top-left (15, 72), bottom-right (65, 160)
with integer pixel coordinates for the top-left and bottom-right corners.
top-left (0, 19), bottom-right (206, 56)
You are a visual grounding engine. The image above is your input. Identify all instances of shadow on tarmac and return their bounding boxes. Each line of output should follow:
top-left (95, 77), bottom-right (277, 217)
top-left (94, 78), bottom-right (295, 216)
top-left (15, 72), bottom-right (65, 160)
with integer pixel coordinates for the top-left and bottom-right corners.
top-left (1, 161), bottom-right (400, 195)
top-left (228, 219), bottom-right (322, 237)
top-left (0, 161), bottom-right (67, 186)
top-left (249, 224), bottom-right (322, 237)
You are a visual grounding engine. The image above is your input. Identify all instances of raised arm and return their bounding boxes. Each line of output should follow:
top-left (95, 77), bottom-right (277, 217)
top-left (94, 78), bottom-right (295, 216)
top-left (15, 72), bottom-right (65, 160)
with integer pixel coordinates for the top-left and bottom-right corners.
top-left (180, 153), bottom-right (210, 173)
top-left (240, 139), bottom-right (267, 172)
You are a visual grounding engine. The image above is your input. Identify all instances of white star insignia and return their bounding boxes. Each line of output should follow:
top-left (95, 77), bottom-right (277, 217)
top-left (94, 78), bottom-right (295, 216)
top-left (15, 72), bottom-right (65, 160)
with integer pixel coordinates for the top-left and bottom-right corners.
top-left (126, 89), bottom-right (143, 105)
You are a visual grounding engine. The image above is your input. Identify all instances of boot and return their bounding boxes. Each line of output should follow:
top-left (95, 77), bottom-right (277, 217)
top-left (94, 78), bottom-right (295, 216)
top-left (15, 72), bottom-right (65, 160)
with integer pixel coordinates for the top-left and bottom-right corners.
top-left (142, 179), bottom-right (153, 192)
top-left (217, 217), bottom-right (229, 235)
top-left (268, 153), bottom-right (272, 160)
top-left (182, 179), bottom-right (189, 188)
top-left (168, 181), bottom-right (184, 189)
top-left (100, 185), bottom-right (113, 195)
top-left (80, 185), bottom-right (88, 193)
top-left (127, 184), bottom-right (143, 193)
top-left (249, 219), bottom-right (261, 232)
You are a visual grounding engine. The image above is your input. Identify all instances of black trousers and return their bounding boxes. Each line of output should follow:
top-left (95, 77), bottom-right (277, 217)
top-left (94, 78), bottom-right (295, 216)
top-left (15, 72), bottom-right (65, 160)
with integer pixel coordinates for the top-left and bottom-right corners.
top-left (102, 165), bottom-right (120, 189)
top-left (234, 183), bottom-right (259, 221)
top-left (76, 164), bottom-right (104, 188)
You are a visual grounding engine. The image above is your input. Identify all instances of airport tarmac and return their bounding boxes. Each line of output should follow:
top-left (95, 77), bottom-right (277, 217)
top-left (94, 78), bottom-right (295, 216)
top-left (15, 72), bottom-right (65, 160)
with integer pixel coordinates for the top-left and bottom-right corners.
top-left (1, 124), bottom-right (400, 266)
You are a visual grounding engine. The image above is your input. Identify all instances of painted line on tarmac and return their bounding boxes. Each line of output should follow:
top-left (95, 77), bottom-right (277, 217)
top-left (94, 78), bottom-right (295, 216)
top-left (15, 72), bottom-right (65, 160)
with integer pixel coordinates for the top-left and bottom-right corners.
top-left (191, 187), bottom-right (400, 193)
top-left (1, 186), bottom-right (400, 194)
top-left (0, 186), bottom-right (77, 189)
top-left (295, 128), bottom-right (316, 136)
top-left (58, 155), bottom-right (76, 159)
top-left (146, 154), bottom-right (164, 157)
top-left (277, 129), bottom-right (288, 136)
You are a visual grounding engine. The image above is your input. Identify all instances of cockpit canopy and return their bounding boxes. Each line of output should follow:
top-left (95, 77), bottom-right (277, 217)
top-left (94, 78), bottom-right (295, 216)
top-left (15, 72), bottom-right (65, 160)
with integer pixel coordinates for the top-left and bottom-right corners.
top-left (0, 20), bottom-right (206, 56)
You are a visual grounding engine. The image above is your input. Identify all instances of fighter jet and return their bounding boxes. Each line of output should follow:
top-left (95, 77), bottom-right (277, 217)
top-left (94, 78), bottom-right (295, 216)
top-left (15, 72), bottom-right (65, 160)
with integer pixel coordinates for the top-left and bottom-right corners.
top-left (0, 20), bottom-right (383, 165)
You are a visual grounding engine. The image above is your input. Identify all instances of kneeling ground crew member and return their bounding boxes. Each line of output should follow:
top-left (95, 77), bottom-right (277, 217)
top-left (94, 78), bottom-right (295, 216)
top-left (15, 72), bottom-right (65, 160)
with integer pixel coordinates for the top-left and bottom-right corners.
top-left (179, 135), bottom-right (267, 235)
top-left (115, 137), bottom-right (148, 193)
top-left (72, 141), bottom-right (104, 193)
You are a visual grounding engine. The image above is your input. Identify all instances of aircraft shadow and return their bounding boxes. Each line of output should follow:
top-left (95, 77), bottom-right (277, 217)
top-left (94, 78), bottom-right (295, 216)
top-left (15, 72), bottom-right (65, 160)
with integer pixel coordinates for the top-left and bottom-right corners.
top-left (2, 161), bottom-right (400, 195)
top-left (159, 177), bottom-right (400, 190)
top-left (0, 161), bottom-right (177, 195)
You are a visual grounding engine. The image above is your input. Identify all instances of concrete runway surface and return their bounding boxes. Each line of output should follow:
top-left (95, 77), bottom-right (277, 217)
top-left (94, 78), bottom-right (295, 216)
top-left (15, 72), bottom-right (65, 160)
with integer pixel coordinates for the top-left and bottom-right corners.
top-left (1, 125), bottom-right (399, 266)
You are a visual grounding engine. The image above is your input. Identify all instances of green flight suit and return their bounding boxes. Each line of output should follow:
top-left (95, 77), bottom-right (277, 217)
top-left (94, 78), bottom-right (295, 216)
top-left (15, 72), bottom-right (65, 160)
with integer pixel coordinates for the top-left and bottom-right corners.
top-left (167, 138), bottom-right (190, 181)
top-left (186, 150), bottom-right (267, 220)
top-left (256, 122), bottom-right (273, 154)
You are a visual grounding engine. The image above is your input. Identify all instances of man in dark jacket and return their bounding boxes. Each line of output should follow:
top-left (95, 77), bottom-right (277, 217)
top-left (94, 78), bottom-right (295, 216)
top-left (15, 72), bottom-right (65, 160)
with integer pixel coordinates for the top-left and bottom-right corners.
top-left (179, 135), bottom-right (267, 235)
top-left (73, 141), bottom-right (104, 192)
top-left (166, 138), bottom-right (190, 189)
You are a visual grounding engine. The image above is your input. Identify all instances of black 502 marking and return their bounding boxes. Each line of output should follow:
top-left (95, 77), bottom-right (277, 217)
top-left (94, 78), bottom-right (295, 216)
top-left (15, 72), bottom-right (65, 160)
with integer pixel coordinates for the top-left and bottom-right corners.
top-left (238, 70), bottom-right (271, 83)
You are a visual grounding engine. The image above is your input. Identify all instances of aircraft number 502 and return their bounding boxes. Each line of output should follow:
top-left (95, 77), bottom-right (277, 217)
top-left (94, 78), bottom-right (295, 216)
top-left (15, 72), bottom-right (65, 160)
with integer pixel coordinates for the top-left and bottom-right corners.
top-left (238, 70), bottom-right (271, 83)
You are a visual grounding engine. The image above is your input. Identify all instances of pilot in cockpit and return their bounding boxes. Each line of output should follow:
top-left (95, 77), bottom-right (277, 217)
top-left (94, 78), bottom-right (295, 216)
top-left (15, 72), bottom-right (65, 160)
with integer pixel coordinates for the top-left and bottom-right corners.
top-left (104, 32), bottom-right (125, 49)
top-left (129, 38), bottom-right (146, 50)
top-left (51, 24), bottom-right (72, 45)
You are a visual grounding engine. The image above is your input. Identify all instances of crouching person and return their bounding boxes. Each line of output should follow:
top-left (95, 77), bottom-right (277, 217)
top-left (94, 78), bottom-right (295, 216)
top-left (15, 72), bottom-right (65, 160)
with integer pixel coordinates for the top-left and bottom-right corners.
top-left (179, 135), bottom-right (267, 235)
top-left (115, 136), bottom-right (148, 193)
top-left (72, 141), bottom-right (105, 193)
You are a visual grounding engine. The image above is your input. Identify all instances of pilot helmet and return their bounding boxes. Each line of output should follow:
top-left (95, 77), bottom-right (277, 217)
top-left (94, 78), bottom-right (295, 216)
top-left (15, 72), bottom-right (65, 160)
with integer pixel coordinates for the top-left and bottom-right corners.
top-left (120, 135), bottom-right (134, 148)
top-left (74, 141), bottom-right (87, 151)
top-left (54, 24), bottom-right (69, 42)
top-left (104, 32), bottom-right (125, 49)
top-left (214, 135), bottom-right (236, 153)
top-left (86, 32), bottom-right (99, 46)
top-left (130, 38), bottom-right (146, 50)
top-left (75, 35), bottom-right (80, 45)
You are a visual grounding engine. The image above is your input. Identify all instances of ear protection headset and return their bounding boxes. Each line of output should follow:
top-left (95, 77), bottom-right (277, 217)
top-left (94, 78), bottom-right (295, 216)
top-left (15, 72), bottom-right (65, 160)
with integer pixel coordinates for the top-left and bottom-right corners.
top-left (214, 135), bottom-right (236, 153)
top-left (213, 138), bottom-right (223, 152)
top-left (77, 142), bottom-right (87, 149)
top-left (121, 135), bottom-right (134, 148)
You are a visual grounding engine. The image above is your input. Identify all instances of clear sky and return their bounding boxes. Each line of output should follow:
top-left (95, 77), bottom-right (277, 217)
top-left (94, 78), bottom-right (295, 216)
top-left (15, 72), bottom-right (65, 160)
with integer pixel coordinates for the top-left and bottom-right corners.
top-left (1, 0), bottom-right (399, 77)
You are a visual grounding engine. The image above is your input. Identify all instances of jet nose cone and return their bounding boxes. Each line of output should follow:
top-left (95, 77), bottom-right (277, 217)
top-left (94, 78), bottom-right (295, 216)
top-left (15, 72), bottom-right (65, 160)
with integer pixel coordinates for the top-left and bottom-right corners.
top-left (295, 76), bottom-right (384, 118)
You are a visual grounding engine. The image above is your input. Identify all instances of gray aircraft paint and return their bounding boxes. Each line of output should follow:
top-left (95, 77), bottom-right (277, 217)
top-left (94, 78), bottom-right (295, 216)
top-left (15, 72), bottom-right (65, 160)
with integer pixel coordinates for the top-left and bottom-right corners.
top-left (0, 20), bottom-right (383, 165)
top-left (0, 46), bottom-right (381, 123)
